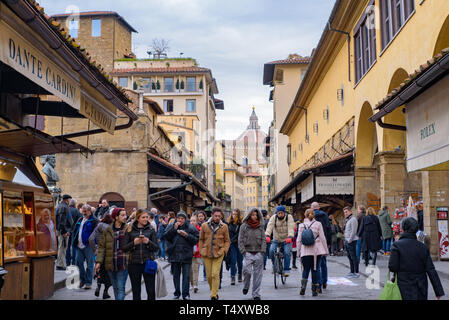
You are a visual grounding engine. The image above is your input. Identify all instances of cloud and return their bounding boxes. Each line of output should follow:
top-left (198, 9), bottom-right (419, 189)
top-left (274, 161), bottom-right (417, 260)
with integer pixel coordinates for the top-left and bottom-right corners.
top-left (38, 0), bottom-right (335, 139)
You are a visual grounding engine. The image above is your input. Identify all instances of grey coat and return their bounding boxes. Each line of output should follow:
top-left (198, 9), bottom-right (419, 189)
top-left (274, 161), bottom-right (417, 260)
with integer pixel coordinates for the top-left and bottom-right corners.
top-left (344, 214), bottom-right (358, 243)
top-left (238, 209), bottom-right (266, 255)
top-left (88, 222), bottom-right (110, 252)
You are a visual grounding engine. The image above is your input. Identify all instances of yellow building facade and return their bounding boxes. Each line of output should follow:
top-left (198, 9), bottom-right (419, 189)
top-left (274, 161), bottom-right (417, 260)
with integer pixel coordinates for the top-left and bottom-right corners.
top-left (275, 0), bottom-right (449, 257)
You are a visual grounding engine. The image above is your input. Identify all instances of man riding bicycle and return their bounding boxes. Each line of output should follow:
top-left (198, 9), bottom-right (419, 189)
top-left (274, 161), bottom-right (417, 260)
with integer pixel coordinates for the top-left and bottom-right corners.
top-left (265, 205), bottom-right (296, 277)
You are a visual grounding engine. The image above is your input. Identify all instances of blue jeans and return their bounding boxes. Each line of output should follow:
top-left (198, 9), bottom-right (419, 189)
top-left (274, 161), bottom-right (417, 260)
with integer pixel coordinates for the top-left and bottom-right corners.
top-left (158, 240), bottom-right (165, 259)
top-left (75, 246), bottom-right (95, 286)
top-left (108, 270), bottom-right (128, 300)
top-left (356, 238), bottom-right (362, 261)
top-left (301, 255), bottom-right (321, 284)
top-left (172, 262), bottom-right (191, 298)
top-left (269, 240), bottom-right (292, 271)
top-left (382, 238), bottom-right (392, 252)
top-left (229, 243), bottom-right (243, 277)
top-left (317, 255), bottom-right (328, 288)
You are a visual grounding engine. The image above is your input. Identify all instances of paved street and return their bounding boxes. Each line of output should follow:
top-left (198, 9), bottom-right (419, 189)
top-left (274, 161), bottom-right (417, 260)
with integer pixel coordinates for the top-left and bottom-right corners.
top-left (50, 254), bottom-right (449, 300)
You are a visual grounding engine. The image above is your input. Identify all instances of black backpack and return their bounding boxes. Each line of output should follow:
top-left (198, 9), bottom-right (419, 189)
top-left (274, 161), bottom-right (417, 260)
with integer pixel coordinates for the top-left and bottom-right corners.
top-left (301, 221), bottom-right (318, 246)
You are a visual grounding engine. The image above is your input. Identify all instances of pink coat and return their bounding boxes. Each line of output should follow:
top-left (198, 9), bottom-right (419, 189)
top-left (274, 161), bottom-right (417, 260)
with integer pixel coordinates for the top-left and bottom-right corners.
top-left (297, 218), bottom-right (329, 270)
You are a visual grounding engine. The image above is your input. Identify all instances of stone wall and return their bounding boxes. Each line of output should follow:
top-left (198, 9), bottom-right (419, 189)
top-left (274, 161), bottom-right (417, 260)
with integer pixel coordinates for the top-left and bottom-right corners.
top-left (55, 151), bottom-right (148, 208)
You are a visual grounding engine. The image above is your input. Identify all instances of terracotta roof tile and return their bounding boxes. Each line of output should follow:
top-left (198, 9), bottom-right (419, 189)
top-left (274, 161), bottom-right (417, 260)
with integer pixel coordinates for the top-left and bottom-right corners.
top-left (265, 56), bottom-right (312, 65)
top-left (375, 47), bottom-right (449, 110)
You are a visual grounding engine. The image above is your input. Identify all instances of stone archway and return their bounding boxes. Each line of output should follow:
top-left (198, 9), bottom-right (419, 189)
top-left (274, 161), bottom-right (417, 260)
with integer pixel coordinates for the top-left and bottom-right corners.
top-left (433, 14), bottom-right (449, 56)
top-left (354, 102), bottom-right (380, 208)
top-left (356, 102), bottom-right (377, 167)
top-left (382, 68), bottom-right (408, 152)
top-left (100, 192), bottom-right (125, 208)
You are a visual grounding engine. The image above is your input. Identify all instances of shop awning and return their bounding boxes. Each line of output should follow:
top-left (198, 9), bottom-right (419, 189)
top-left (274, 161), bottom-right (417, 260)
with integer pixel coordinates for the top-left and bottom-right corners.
top-left (0, 126), bottom-right (91, 157)
top-left (269, 151), bottom-right (353, 204)
top-left (148, 152), bottom-right (219, 203)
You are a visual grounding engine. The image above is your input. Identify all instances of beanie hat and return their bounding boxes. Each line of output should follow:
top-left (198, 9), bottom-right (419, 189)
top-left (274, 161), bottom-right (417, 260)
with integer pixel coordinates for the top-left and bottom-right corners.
top-left (177, 211), bottom-right (188, 219)
top-left (276, 205), bottom-right (286, 213)
top-left (111, 208), bottom-right (123, 220)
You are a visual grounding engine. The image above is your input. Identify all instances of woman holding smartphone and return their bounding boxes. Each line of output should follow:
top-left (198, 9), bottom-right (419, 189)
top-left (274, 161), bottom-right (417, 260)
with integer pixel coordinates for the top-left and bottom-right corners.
top-left (122, 209), bottom-right (159, 300)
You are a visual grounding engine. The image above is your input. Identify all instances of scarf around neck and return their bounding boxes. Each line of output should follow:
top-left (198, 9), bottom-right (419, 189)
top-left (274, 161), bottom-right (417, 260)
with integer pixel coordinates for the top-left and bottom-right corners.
top-left (247, 218), bottom-right (260, 229)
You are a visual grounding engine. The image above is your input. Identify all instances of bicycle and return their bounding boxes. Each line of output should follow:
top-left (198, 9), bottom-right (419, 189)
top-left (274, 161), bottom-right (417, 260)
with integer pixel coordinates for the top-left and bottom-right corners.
top-left (273, 241), bottom-right (287, 289)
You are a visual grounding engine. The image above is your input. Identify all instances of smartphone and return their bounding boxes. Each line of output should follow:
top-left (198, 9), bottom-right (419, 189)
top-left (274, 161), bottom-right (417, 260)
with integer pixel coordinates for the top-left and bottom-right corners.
top-left (139, 234), bottom-right (144, 238)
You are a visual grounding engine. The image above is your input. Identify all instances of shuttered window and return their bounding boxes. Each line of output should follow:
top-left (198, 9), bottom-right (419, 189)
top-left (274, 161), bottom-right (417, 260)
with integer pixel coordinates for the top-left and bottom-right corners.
top-left (354, 1), bottom-right (376, 83)
top-left (380, 0), bottom-right (415, 49)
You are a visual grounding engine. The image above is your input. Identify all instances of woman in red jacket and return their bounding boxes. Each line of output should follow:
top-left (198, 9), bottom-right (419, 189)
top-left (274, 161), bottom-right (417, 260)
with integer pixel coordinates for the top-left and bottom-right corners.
top-left (190, 214), bottom-right (202, 293)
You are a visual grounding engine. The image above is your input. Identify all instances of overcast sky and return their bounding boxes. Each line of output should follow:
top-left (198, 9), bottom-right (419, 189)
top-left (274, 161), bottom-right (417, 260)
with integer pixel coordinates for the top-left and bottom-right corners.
top-left (39, 0), bottom-right (335, 140)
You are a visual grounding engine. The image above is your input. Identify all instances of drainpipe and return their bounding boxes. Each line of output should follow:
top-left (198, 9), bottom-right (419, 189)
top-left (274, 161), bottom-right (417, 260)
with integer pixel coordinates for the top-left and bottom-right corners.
top-left (328, 22), bottom-right (351, 82)
top-left (376, 119), bottom-right (406, 131)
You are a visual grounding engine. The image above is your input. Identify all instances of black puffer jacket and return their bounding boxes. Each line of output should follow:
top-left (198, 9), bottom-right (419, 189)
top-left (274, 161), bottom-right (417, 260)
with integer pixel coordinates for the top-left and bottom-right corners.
top-left (121, 221), bottom-right (159, 265)
top-left (389, 232), bottom-right (445, 300)
top-left (163, 220), bottom-right (199, 263)
top-left (228, 222), bottom-right (241, 244)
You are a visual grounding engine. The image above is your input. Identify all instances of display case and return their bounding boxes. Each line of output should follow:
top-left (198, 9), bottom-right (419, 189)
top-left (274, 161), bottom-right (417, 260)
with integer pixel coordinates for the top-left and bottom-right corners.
top-left (3, 190), bottom-right (25, 261)
top-left (34, 194), bottom-right (56, 255)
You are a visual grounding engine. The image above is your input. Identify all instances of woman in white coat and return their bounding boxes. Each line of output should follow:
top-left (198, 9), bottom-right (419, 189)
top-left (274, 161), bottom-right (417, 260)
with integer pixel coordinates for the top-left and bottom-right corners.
top-left (297, 209), bottom-right (328, 297)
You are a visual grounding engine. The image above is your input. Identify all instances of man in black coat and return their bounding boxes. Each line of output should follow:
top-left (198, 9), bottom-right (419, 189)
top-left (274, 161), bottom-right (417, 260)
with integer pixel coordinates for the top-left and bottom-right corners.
top-left (163, 211), bottom-right (199, 300)
top-left (94, 199), bottom-right (110, 220)
top-left (55, 194), bottom-right (72, 270)
top-left (389, 217), bottom-right (445, 300)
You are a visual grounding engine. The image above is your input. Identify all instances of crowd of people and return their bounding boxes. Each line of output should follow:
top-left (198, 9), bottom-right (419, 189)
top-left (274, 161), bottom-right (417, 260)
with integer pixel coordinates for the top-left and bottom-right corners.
top-left (53, 195), bottom-right (445, 301)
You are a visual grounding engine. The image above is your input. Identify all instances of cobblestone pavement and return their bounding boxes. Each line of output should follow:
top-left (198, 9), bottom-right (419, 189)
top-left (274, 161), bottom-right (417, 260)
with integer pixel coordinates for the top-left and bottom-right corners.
top-left (49, 254), bottom-right (449, 300)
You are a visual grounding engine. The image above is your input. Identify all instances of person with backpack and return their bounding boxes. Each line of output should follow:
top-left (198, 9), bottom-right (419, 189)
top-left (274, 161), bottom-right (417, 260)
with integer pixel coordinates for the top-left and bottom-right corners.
top-left (297, 209), bottom-right (328, 297)
top-left (311, 202), bottom-right (331, 292)
top-left (265, 205), bottom-right (296, 277)
top-left (89, 214), bottom-right (113, 299)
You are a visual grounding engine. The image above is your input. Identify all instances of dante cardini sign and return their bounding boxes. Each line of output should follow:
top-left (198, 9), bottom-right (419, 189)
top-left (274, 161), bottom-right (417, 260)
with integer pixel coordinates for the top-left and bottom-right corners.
top-left (0, 20), bottom-right (81, 110)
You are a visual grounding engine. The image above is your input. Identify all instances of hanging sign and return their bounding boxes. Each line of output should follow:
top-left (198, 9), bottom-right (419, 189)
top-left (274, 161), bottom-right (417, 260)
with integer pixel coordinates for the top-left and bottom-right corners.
top-left (316, 176), bottom-right (354, 195)
top-left (80, 94), bottom-right (117, 134)
top-left (0, 20), bottom-right (81, 110)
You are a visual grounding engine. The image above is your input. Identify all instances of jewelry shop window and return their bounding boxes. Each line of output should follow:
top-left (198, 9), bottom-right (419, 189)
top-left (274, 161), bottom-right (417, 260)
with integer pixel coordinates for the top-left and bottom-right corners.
top-left (3, 190), bottom-right (25, 261)
top-left (34, 194), bottom-right (57, 255)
